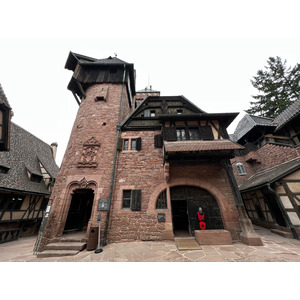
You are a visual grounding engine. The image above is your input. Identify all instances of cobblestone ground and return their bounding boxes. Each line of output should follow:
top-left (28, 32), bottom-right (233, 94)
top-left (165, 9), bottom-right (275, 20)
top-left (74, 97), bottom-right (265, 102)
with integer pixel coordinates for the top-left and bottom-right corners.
top-left (1, 225), bottom-right (300, 262)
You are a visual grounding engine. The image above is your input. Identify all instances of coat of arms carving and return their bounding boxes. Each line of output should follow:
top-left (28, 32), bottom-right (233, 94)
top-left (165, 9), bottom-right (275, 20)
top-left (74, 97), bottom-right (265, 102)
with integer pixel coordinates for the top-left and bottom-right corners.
top-left (77, 137), bottom-right (100, 168)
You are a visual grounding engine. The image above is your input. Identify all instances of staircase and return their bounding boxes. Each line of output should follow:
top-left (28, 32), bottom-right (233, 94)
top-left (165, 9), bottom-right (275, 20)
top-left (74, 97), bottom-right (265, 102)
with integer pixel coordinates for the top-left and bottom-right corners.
top-left (37, 232), bottom-right (87, 258)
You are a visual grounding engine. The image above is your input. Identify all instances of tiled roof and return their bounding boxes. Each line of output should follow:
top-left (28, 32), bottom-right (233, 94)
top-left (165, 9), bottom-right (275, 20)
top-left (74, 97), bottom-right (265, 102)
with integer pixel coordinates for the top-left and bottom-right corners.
top-left (164, 140), bottom-right (244, 152)
top-left (0, 122), bottom-right (59, 195)
top-left (239, 157), bottom-right (300, 192)
top-left (273, 99), bottom-right (300, 131)
top-left (232, 114), bottom-right (275, 142)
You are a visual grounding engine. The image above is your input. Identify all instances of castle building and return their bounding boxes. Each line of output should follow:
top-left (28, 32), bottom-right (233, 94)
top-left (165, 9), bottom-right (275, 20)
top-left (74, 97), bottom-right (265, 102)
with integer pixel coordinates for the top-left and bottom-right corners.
top-left (37, 52), bottom-right (262, 253)
top-left (231, 100), bottom-right (300, 238)
top-left (0, 84), bottom-right (59, 243)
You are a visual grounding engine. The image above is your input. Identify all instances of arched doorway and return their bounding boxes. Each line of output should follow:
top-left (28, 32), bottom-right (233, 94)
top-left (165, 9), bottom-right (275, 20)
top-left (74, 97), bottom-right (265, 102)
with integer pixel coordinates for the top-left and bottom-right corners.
top-left (64, 189), bottom-right (94, 232)
top-left (170, 186), bottom-right (224, 237)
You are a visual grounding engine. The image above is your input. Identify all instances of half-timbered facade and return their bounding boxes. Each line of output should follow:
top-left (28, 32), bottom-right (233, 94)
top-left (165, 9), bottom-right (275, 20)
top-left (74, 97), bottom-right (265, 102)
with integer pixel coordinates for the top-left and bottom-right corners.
top-left (0, 84), bottom-right (59, 243)
top-left (231, 100), bottom-right (300, 238)
top-left (37, 52), bottom-right (262, 253)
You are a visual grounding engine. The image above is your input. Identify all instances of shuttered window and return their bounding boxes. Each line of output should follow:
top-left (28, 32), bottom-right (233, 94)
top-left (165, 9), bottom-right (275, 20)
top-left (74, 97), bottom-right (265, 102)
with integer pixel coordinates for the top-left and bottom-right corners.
top-left (121, 138), bottom-right (141, 151)
top-left (122, 189), bottom-right (141, 211)
top-left (163, 127), bottom-right (177, 141)
top-left (154, 134), bottom-right (163, 148)
top-left (199, 126), bottom-right (214, 140)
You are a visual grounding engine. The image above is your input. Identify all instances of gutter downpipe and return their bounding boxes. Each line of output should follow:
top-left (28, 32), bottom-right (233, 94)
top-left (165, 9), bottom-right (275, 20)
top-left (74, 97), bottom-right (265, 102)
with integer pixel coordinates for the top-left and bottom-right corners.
top-left (102, 64), bottom-right (127, 246)
top-left (266, 183), bottom-right (299, 240)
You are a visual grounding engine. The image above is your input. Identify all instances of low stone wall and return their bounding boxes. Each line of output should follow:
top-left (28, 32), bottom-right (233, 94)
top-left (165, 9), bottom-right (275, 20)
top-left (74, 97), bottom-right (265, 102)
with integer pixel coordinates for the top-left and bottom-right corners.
top-left (195, 229), bottom-right (233, 245)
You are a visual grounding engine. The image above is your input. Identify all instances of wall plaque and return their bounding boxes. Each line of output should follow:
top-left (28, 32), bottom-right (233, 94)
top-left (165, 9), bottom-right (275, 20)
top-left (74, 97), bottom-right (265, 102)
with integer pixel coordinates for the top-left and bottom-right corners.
top-left (157, 213), bottom-right (165, 222)
top-left (98, 198), bottom-right (108, 211)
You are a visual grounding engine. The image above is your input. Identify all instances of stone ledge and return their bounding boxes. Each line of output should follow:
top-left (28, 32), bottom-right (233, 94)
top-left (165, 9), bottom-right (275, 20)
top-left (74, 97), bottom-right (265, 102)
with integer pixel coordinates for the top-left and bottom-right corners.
top-left (195, 229), bottom-right (233, 245)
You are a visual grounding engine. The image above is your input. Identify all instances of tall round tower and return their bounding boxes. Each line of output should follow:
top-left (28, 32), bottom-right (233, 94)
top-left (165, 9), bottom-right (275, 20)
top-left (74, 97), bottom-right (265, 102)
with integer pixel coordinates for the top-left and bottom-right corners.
top-left (39, 52), bottom-right (135, 249)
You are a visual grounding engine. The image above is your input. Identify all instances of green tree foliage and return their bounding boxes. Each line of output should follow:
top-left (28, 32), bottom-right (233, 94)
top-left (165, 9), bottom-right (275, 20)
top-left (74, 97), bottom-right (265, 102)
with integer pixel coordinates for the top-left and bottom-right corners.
top-left (246, 56), bottom-right (300, 118)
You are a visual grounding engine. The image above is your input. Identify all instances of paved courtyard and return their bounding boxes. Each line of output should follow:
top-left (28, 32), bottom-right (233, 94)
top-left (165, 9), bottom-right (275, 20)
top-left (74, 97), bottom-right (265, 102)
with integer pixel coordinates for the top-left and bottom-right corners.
top-left (1, 225), bottom-right (300, 262)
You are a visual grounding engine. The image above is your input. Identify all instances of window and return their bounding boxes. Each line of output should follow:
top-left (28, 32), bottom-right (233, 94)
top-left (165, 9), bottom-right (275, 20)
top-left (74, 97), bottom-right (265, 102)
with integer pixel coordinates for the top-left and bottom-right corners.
top-left (150, 110), bottom-right (156, 117)
top-left (122, 190), bottom-right (131, 208)
top-left (0, 107), bottom-right (9, 150)
top-left (177, 109), bottom-right (183, 114)
top-left (30, 174), bottom-right (43, 183)
top-left (123, 139), bottom-right (129, 150)
top-left (236, 162), bottom-right (246, 176)
top-left (189, 128), bottom-right (200, 140)
top-left (165, 125), bottom-right (214, 142)
top-left (5, 194), bottom-right (25, 210)
top-left (156, 190), bottom-right (167, 209)
top-left (0, 109), bottom-right (3, 140)
top-left (0, 166), bottom-right (9, 174)
top-left (176, 128), bottom-right (186, 141)
top-left (95, 96), bottom-right (105, 101)
top-left (131, 139), bottom-right (137, 150)
top-left (122, 138), bottom-right (141, 151)
top-left (122, 189), bottom-right (141, 211)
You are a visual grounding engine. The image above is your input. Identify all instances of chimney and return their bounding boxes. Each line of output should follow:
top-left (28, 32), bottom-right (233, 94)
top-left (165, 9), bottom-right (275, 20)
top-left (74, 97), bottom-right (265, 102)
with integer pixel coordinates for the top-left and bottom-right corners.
top-left (51, 142), bottom-right (58, 161)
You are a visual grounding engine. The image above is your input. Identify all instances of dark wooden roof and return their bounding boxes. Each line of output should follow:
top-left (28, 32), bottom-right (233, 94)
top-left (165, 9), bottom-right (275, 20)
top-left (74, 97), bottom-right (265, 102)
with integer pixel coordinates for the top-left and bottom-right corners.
top-left (231, 114), bottom-right (275, 142)
top-left (0, 122), bottom-right (59, 195)
top-left (65, 51), bottom-right (135, 98)
top-left (239, 157), bottom-right (300, 192)
top-left (122, 95), bottom-right (238, 131)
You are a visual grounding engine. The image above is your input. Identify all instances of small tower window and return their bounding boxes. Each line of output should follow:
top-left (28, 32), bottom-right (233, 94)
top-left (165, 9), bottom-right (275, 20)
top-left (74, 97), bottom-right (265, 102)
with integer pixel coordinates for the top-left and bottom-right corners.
top-left (236, 162), bottom-right (246, 176)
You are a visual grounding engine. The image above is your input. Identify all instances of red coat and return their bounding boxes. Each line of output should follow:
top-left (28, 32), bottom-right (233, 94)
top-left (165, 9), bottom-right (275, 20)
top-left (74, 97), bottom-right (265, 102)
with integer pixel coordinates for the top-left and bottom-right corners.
top-left (197, 212), bottom-right (205, 221)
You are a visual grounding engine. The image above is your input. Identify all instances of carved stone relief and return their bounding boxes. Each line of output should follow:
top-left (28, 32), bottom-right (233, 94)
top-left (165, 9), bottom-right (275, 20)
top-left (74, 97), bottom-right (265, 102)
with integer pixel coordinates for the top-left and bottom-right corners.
top-left (77, 137), bottom-right (100, 168)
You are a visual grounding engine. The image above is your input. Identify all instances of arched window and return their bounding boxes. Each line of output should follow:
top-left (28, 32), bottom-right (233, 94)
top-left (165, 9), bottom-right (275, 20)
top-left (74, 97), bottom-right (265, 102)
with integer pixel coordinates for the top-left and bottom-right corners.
top-left (156, 189), bottom-right (167, 209)
top-left (236, 162), bottom-right (246, 176)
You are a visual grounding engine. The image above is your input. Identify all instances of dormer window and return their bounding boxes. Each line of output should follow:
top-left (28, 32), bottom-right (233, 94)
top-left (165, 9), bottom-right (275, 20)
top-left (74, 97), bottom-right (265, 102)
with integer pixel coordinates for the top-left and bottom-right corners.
top-left (0, 109), bottom-right (3, 140)
top-left (0, 106), bottom-right (10, 151)
top-left (0, 165), bottom-right (9, 174)
top-left (236, 162), bottom-right (247, 176)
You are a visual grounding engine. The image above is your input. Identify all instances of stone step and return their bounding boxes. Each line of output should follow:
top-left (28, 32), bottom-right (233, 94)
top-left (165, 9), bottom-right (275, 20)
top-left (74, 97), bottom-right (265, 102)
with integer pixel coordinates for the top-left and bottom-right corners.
top-left (37, 250), bottom-right (80, 258)
top-left (270, 229), bottom-right (293, 238)
top-left (45, 242), bottom-right (86, 251)
top-left (52, 237), bottom-right (87, 243)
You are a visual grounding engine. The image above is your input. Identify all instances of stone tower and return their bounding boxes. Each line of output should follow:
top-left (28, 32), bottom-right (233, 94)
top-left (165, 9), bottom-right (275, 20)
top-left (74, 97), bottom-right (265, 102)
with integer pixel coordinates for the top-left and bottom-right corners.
top-left (39, 52), bottom-right (135, 248)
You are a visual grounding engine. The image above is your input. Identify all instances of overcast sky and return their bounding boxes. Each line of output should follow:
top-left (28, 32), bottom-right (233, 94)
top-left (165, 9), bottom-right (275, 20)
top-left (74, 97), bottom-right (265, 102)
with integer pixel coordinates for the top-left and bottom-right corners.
top-left (1, 1), bottom-right (300, 167)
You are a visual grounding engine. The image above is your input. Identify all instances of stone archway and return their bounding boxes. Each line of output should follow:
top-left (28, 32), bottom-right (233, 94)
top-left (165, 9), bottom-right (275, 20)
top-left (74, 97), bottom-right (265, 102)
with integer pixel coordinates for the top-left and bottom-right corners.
top-left (64, 188), bottom-right (94, 232)
top-left (170, 186), bottom-right (224, 237)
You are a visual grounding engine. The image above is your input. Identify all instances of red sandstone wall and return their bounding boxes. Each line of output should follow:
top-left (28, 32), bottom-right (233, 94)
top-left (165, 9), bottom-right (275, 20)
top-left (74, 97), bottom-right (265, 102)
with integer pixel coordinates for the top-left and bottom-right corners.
top-left (231, 143), bottom-right (300, 186)
top-left (107, 130), bottom-right (242, 243)
top-left (41, 82), bottom-right (132, 246)
top-left (108, 130), bottom-right (166, 242)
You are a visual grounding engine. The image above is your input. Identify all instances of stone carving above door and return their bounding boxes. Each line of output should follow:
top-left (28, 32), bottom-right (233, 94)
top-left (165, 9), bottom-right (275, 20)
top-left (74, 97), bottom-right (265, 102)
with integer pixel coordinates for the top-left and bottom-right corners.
top-left (77, 137), bottom-right (100, 168)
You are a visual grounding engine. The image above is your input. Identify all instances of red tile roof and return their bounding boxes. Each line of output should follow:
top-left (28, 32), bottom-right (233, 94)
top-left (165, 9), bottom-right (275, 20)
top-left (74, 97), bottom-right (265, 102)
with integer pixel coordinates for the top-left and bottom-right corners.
top-left (164, 140), bottom-right (244, 152)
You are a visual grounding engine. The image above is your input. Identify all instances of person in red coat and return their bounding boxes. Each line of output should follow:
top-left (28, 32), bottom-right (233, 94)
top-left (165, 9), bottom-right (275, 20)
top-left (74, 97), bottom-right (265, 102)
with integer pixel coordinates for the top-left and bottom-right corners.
top-left (197, 207), bottom-right (206, 230)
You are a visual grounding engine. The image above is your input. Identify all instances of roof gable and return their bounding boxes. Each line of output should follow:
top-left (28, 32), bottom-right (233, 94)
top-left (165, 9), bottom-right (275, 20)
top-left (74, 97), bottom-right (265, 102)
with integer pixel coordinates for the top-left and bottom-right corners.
top-left (232, 114), bottom-right (275, 142)
top-left (0, 84), bottom-right (11, 109)
top-left (121, 95), bottom-right (206, 130)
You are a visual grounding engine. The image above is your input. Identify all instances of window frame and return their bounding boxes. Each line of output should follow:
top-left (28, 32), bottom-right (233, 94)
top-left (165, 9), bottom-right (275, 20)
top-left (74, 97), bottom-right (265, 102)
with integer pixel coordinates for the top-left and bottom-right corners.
top-left (122, 189), bottom-right (141, 211)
